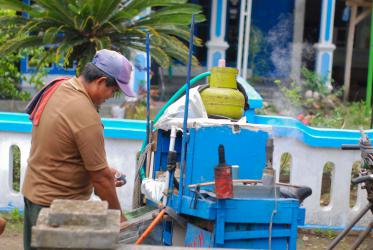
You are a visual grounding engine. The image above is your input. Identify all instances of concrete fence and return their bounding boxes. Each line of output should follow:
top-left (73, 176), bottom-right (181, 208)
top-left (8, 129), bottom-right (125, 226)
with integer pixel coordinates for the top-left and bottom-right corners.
top-left (0, 112), bottom-right (372, 228)
top-left (0, 112), bottom-right (145, 212)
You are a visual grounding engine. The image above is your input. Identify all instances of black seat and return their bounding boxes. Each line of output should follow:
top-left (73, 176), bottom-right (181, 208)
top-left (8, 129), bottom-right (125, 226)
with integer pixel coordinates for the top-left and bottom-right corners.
top-left (279, 186), bottom-right (312, 203)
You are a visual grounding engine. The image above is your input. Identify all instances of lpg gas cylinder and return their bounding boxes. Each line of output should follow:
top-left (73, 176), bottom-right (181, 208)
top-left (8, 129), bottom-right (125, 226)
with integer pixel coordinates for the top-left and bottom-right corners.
top-left (200, 66), bottom-right (245, 119)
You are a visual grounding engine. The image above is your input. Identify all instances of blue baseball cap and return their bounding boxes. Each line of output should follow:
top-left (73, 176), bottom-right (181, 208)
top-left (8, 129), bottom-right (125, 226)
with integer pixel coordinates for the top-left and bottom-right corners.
top-left (92, 49), bottom-right (135, 97)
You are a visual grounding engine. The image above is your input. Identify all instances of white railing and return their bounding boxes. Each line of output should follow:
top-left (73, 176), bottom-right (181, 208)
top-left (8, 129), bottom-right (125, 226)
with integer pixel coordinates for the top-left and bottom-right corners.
top-left (273, 137), bottom-right (370, 227)
top-left (0, 130), bottom-right (143, 211)
top-left (1, 113), bottom-right (372, 228)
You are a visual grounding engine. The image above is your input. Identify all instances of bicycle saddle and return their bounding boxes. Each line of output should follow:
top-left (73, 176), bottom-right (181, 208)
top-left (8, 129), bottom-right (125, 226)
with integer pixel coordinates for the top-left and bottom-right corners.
top-left (279, 185), bottom-right (312, 203)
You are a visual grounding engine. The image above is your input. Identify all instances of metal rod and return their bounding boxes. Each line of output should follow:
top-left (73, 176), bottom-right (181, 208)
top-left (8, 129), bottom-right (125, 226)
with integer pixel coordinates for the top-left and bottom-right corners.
top-left (242, 0), bottom-right (253, 80)
top-left (146, 32), bottom-right (151, 145)
top-left (177, 14), bottom-right (195, 213)
top-left (236, 0), bottom-right (246, 72)
top-left (188, 179), bottom-right (304, 189)
top-left (351, 220), bottom-right (373, 250)
top-left (327, 202), bottom-right (372, 250)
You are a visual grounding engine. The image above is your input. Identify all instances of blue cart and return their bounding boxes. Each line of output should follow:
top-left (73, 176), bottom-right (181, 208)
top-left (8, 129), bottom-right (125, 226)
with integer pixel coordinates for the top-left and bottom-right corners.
top-left (151, 123), bottom-right (307, 249)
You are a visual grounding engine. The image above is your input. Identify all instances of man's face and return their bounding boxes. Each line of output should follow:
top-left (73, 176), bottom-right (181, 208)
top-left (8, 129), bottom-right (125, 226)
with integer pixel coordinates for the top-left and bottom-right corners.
top-left (90, 77), bottom-right (120, 106)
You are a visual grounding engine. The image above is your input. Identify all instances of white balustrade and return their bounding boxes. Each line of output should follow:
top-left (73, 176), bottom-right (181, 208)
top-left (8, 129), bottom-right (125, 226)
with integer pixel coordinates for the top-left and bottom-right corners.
top-left (1, 126), bottom-right (372, 227)
top-left (274, 137), bottom-right (371, 227)
top-left (0, 131), bottom-right (143, 211)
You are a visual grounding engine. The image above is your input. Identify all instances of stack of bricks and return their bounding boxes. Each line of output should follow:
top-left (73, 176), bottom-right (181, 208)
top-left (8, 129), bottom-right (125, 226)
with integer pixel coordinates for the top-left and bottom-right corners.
top-left (32, 199), bottom-right (120, 250)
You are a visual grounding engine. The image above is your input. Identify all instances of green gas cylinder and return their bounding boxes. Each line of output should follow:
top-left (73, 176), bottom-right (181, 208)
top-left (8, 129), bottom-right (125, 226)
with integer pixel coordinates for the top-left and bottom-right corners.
top-left (200, 66), bottom-right (245, 119)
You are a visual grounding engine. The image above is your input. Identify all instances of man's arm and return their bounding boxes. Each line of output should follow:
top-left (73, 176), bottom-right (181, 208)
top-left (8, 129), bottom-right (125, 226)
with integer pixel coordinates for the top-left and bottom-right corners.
top-left (88, 167), bottom-right (127, 221)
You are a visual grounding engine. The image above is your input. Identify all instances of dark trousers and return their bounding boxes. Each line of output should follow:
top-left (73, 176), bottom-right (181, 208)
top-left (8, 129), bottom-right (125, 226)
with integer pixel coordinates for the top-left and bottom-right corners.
top-left (23, 198), bottom-right (47, 250)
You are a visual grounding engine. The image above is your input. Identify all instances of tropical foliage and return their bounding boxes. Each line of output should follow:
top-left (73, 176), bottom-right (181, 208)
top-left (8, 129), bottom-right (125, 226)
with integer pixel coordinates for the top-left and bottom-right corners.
top-left (0, 9), bottom-right (49, 100)
top-left (0, 0), bottom-right (205, 72)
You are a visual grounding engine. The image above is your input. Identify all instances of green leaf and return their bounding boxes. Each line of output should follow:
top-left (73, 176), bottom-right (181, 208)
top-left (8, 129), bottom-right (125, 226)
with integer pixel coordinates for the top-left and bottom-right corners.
top-left (0, 0), bottom-right (33, 13)
top-left (0, 36), bottom-right (44, 56)
top-left (0, 0), bottom-right (205, 70)
top-left (136, 13), bottom-right (205, 26)
top-left (148, 4), bottom-right (202, 17)
top-left (43, 26), bottom-right (63, 44)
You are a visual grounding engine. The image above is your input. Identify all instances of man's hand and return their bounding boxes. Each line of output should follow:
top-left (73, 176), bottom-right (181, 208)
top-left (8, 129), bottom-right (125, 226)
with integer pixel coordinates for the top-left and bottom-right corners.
top-left (109, 167), bottom-right (126, 187)
top-left (89, 167), bottom-right (123, 216)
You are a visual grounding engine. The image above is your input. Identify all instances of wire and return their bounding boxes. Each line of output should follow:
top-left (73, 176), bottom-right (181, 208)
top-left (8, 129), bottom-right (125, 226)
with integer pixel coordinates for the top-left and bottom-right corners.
top-left (135, 142), bottom-right (153, 181)
top-left (268, 178), bottom-right (278, 250)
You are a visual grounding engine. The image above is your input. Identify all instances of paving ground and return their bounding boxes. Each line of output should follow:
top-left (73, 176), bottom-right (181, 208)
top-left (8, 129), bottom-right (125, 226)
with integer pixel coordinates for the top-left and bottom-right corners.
top-left (2, 225), bottom-right (373, 250)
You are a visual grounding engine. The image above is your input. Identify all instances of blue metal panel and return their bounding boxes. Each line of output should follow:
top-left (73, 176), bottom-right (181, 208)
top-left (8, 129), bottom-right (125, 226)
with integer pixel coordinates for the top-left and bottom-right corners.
top-left (220, 238), bottom-right (287, 249)
top-left (185, 223), bottom-right (213, 247)
top-left (224, 229), bottom-right (291, 240)
top-left (186, 126), bottom-right (268, 191)
top-left (169, 195), bottom-right (216, 220)
top-left (223, 198), bottom-right (299, 224)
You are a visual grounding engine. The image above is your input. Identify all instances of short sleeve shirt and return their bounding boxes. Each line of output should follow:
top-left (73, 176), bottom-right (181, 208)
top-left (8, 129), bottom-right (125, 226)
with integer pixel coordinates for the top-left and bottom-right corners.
top-left (22, 77), bottom-right (108, 206)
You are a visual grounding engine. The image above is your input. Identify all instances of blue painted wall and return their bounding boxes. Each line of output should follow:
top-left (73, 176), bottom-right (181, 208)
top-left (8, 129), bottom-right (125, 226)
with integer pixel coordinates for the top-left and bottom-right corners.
top-left (251, 0), bottom-right (295, 77)
top-left (0, 109), bottom-right (366, 149)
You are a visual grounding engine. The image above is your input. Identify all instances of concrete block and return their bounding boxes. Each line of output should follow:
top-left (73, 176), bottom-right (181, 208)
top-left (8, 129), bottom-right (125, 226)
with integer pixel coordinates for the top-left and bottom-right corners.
top-left (32, 200), bottom-right (120, 249)
top-left (48, 199), bottom-right (108, 227)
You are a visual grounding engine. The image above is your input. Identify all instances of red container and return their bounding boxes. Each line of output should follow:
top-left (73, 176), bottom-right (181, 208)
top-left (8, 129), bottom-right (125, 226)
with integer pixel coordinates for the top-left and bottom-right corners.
top-left (214, 165), bottom-right (233, 199)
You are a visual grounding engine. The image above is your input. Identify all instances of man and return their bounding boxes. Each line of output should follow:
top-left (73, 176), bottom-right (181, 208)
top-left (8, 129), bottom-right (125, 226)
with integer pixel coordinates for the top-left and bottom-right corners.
top-left (22, 49), bottom-right (135, 250)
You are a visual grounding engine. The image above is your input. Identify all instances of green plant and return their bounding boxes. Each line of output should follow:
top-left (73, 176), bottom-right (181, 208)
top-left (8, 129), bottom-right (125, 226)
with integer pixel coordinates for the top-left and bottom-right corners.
top-left (301, 67), bottom-right (330, 95)
top-left (0, 9), bottom-right (49, 100)
top-left (313, 228), bottom-right (323, 236)
top-left (324, 229), bottom-right (337, 239)
top-left (274, 79), bottom-right (302, 107)
top-left (280, 153), bottom-right (292, 177)
top-left (0, 209), bottom-right (24, 234)
top-left (11, 145), bottom-right (21, 192)
top-left (0, 0), bottom-right (205, 72)
top-left (309, 101), bottom-right (370, 129)
top-left (9, 208), bottom-right (23, 223)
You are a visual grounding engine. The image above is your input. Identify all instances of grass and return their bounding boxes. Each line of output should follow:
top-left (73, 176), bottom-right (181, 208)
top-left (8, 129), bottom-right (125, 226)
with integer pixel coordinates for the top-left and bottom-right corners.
top-left (0, 209), bottom-right (23, 234)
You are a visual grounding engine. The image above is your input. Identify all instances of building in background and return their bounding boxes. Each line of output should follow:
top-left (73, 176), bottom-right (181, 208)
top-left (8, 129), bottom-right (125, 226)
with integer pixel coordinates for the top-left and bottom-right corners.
top-left (20, 0), bottom-right (372, 101)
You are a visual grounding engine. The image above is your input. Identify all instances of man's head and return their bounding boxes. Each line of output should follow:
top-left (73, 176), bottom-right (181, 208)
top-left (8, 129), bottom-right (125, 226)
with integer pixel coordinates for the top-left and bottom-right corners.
top-left (80, 49), bottom-right (135, 105)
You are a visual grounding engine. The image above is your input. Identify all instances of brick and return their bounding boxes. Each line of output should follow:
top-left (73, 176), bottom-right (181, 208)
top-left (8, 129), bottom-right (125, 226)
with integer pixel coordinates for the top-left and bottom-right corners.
top-left (48, 199), bottom-right (108, 227)
top-left (31, 200), bottom-right (120, 250)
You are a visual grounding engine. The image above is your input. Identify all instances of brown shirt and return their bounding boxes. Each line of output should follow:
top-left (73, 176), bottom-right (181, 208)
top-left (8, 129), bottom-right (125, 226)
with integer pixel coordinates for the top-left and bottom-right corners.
top-left (22, 77), bottom-right (108, 206)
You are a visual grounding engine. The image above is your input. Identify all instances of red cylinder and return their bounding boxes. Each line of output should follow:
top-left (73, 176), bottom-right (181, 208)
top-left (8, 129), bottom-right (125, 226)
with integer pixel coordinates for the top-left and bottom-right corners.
top-left (214, 166), bottom-right (233, 199)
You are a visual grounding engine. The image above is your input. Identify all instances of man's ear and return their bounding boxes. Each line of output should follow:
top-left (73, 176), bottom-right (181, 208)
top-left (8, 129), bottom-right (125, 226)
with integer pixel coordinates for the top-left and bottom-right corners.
top-left (96, 76), bottom-right (107, 86)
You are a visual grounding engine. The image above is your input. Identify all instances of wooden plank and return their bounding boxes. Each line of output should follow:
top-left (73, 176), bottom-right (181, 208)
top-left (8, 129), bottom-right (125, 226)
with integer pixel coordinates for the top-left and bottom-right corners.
top-left (343, 5), bottom-right (358, 101)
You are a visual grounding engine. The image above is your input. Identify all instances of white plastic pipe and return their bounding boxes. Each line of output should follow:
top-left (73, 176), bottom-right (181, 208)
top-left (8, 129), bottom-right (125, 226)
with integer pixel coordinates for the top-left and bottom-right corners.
top-left (242, 0), bottom-right (253, 80)
top-left (237, 0), bottom-right (246, 72)
top-left (169, 126), bottom-right (177, 152)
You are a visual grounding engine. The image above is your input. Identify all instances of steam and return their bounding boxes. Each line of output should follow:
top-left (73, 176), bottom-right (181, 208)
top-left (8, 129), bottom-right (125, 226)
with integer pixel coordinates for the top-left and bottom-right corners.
top-left (266, 13), bottom-right (293, 78)
top-left (259, 14), bottom-right (316, 119)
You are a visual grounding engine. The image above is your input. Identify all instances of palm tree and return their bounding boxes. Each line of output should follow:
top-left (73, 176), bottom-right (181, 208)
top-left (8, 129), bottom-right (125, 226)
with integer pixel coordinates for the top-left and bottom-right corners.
top-left (0, 0), bottom-right (205, 71)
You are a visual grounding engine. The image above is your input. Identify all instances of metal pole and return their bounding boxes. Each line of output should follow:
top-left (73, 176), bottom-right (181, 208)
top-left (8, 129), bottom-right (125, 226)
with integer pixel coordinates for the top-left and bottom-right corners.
top-left (237, 0), bottom-right (246, 73)
top-left (351, 220), bottom-right (373, 250)
top-left (146, 32), bottom-right (151, 145)
top-left (366, 5), bottom-right (373, 117)
top-left (178, 14), bottom-right (195, 213)
top-left (242, 0), bottom-right (253, 80)
top-left (327, 202), bottom-right (372, 250)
